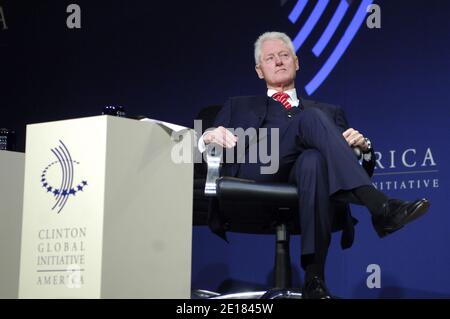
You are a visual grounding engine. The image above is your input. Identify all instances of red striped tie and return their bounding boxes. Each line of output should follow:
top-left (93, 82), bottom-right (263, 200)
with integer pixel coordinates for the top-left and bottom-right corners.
top-left (271, 92), bottom-right (292, 110)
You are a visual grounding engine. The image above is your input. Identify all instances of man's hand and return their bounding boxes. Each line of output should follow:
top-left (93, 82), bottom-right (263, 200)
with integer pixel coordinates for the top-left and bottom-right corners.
top-left (204, 126), bottom-right (238, 149)
top-left (343, 128), bottom-right (369, 152)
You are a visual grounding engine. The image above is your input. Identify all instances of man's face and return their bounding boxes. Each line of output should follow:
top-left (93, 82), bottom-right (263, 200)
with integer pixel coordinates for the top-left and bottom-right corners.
top-left (255, 39), bottom-right (299, 90)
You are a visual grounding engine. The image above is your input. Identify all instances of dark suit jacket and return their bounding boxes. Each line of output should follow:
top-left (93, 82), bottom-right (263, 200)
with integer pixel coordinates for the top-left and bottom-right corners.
top-left (208, 95), bottom-right (375, 249)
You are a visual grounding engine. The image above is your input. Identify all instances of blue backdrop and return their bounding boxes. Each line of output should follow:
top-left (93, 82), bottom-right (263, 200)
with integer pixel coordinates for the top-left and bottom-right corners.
top-left (1, 0), bottom-right (449, 298)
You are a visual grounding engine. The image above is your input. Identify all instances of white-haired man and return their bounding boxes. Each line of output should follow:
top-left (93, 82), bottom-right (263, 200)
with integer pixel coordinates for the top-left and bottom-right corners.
top-left (199, 31), bottom-right (429, 298)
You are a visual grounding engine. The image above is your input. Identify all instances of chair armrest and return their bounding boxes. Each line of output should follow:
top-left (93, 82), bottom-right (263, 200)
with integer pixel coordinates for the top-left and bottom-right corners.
top-left (204, 147), bottom-right (221, 196)
top-left (204, 146), bottom-right (361, 196)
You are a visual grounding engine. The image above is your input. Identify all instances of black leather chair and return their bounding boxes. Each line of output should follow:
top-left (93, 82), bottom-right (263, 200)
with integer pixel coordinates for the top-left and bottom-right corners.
top-left (192, 105), bottom-right (356, 299)
top-left (192, 105), bottom-right (303, 299)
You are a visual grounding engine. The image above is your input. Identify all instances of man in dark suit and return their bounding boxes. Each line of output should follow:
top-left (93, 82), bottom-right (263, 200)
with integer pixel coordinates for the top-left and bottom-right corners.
top-left (198, 31), bottom-right (429, 298)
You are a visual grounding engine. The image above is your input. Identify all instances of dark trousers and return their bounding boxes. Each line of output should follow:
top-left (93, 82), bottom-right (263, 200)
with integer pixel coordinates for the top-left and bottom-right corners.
top-left (237, 106), bottom-right (372, 266)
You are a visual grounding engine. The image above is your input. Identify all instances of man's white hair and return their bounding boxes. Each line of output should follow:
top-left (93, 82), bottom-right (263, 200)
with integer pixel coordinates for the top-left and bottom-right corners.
top-left (254, 31), bottom-right (296, 64)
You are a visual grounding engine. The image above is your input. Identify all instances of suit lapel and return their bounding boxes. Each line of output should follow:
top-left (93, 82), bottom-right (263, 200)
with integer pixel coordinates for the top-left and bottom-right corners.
top-left (248, 95), bottom-right (269, 143)
top-left (234, 96), bottom-right (268, 166)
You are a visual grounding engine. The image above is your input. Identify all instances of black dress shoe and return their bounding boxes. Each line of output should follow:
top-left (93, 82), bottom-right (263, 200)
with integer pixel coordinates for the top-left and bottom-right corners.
top-left (372, 198), bottom-right (430, 238)
top-left (302, 276), bottom-right (333, 299)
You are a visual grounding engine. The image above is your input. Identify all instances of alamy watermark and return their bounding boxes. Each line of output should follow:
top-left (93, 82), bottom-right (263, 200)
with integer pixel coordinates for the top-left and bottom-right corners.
top-left (366, 263), bottom-right (381, 289)
top-left (170, 120), bottom-right (280, 175)
top-left (366, 4), bottom-right (381, 29)
top-left (66, 4), bottom-right (81, 29)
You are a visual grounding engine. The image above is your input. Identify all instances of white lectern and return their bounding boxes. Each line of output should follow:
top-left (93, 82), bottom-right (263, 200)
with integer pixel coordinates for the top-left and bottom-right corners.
top-left (0, 151), bottom-right (25, 299)
top-left (19, 116), bottom-right (194, 298)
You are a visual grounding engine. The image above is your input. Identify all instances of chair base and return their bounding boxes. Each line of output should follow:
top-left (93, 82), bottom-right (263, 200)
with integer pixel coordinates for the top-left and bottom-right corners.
top-left (191, 289), bottom-right (302, 299)
top-left (260, 288), bottom-right (303, 299)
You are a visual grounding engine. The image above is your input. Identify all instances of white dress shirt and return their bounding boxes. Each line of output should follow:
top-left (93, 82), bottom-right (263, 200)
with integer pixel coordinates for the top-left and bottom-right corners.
top-left (267, 88), bottom-right (300, 108)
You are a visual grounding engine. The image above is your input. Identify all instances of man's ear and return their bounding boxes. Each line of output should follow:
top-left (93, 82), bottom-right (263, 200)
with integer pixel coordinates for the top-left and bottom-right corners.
top-left (295, 56), bottom-right (299, 71)
top-left (255, 64), bottom-right (264, 79)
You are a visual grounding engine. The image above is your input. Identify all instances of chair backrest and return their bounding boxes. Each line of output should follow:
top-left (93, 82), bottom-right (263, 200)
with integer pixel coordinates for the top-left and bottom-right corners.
top-left (192, 105), bottom-right (224, 225)
top-left (195, 105), bottom-right (223, 130)
top-left (193, 105), bottom-right (223, 179)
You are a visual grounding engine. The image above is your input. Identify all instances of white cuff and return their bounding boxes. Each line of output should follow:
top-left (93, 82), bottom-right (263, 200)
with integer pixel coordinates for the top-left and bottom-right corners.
top-left (198, 130), bottom-right (214, 153)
